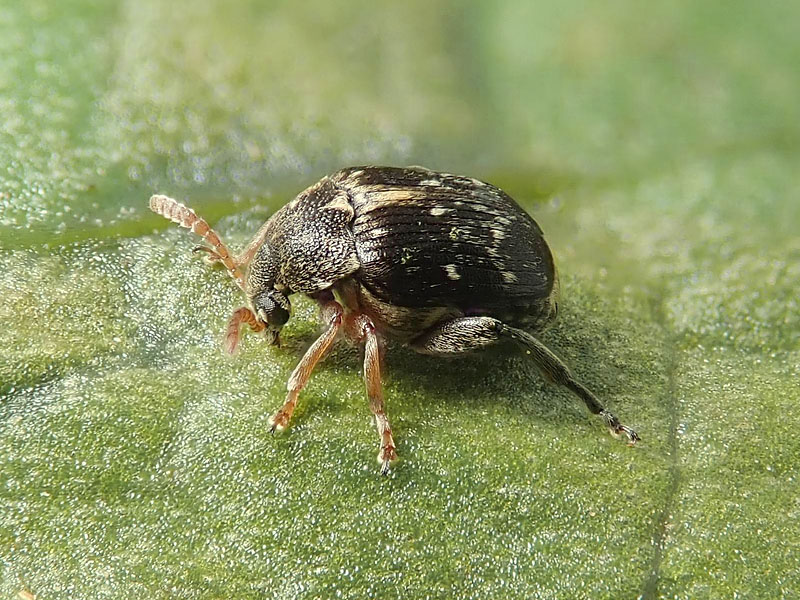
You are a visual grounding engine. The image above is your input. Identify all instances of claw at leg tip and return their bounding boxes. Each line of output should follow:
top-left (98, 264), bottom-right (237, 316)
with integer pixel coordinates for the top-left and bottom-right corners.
top-left (268, 416), bottom-right (285, 435)
top-left (377, 448), bottom-right (398, 475)
top-left (626, 428), bottom-right (641, 446)
top-left (613, 425), bottom-right (640, 446)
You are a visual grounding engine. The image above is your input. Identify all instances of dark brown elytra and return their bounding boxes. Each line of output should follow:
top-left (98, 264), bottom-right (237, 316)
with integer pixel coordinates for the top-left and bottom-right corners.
top-left (150, 165), bottom-right (639, 474)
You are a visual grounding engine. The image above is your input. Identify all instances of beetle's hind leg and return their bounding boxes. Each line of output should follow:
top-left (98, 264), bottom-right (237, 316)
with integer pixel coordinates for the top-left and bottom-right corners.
top-left (500, 324), bottom-right (640, 444)
top-left (411, 317), bottom-right (639, 444)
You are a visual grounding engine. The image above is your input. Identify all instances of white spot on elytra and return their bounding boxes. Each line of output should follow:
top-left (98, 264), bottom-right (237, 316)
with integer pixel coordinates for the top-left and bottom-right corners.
top-left (421, 179), bottom-right (441, 186)
top-left (487, 246), bottom-right (502, 258)
top-left (430, 206), bottom-right (451, 216)
top-left (502, 271), bottom-right (519, 283)
top-left (444, 264), bottom-right (461, 280)
top-left (490, 228), bottom-right (506, 242)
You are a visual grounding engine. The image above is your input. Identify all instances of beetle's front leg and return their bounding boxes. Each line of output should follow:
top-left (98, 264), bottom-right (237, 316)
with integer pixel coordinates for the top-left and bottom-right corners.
top-left (223, 307), bottom-right (266, 354)
top-left (358, 317), bottom-right (397, 474)
top-left (269, 300), bottom-right (343, 432)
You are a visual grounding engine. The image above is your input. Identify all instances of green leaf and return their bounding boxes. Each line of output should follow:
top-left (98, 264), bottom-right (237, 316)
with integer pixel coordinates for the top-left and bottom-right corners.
top-left (2, 1), bottom-right (798, 598)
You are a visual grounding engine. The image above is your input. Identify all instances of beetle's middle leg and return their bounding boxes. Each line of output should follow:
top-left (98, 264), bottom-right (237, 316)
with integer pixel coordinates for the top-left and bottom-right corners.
top-left (411, 317), bottom-right (639, 444)
top-left (354, 316), bottom-right (397, 475)
top-left (269, 300), bottom-right (343, 433)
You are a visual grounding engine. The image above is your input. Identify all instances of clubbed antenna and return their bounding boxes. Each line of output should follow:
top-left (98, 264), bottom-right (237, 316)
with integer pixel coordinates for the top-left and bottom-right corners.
top-left (149, 194), bottom-right (246, 290)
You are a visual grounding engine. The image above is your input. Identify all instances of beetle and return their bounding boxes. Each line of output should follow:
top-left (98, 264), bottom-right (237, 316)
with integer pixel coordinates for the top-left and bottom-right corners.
top-left (150, 165), bottom-right (639, 474)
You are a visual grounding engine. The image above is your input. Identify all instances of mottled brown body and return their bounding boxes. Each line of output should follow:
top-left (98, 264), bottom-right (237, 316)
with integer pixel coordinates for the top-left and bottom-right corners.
top-left (150, 165), bottom-right (638, 474)
top-left (248, 167), bottom-right (558, 341)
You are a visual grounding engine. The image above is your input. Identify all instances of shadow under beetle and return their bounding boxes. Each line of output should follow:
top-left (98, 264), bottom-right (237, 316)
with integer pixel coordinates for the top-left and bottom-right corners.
top-left (150, 165), bottom-right (639, 474)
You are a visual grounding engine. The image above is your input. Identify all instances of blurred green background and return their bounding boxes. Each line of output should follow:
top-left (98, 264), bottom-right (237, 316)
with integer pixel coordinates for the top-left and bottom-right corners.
top-left (1, 1), bottom-right (799, 598)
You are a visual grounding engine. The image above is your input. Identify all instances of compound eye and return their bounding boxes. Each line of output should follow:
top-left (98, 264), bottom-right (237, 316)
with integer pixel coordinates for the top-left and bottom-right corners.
top-left (269, 303), bottom-right (290, 327)
top-left (254, 292), bottom-right (290, 328)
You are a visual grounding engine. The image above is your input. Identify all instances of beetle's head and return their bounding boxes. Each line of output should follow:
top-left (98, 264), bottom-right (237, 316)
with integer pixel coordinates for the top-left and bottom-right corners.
top-left (246, 240), bottom-right (291, 345)
top-left (252, 288), bottom-right (291, 345)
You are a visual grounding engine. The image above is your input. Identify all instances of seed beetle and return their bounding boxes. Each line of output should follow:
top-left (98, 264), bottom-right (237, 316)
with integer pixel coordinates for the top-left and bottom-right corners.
top-left (150, 165), bottom-right (639, 474)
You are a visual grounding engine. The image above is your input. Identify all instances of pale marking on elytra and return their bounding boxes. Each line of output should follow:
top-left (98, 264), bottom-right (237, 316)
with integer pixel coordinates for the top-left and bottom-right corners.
top-left (369, 189), bottom-right (429, 201)
top-left (491, 228), bottom-right (507, 242)
top-left (356, 189), bottom-right (430, 212)
top-left (325, 194), bottom-right (354, 216)
top-left (502, 271), bottom-right (519, 284)
top-left (487, 246), bottom-right (502, 258)
top-left (444, 264), bottom-right (461, 280)
top-left (420, 179), bottom-right (442, 186)
top-left (430, 206), bottom-right (452, 217)
top-left (370, 227), bottom-right (388, 238)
